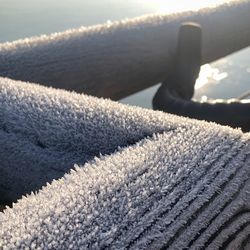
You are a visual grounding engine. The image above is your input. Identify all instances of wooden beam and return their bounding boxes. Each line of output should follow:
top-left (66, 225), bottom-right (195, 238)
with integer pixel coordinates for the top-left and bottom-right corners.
top-left (0, 0), bottom-right (250, 100)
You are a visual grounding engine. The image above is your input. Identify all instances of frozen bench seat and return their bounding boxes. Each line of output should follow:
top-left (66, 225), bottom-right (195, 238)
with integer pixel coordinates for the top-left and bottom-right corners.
top-left (0, 77), bottom-right (249, 249)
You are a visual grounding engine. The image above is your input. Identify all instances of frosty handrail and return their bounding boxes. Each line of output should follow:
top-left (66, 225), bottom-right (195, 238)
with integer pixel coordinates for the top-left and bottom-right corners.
top-left (0, 0), bottom-right (250, 100)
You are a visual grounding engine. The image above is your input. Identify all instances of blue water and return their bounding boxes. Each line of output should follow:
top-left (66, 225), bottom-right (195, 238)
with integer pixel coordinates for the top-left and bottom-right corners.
top-left (1, 0), bottom-right (249, 108)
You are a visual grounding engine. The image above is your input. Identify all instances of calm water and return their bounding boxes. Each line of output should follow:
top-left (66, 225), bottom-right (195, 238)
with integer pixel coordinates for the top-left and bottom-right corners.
top-left (1, 0), bottom-right (249, 108)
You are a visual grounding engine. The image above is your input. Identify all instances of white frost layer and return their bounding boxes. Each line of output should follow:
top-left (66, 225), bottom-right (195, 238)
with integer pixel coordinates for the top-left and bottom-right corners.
top-left (0, 77), bottom-right (249, 249)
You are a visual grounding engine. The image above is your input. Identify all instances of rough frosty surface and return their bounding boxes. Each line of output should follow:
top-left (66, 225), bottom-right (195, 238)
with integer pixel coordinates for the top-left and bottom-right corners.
top-left (0, 77), bottom-right (249, 249)
top-left (1, 0), bottom-right (250, 100)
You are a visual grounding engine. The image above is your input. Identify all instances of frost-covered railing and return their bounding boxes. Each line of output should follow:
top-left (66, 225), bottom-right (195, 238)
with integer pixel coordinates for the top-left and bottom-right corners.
top-left (0, 77), bottom-right (250, 249)
top-left (0, 0), bottom-right (250, 100)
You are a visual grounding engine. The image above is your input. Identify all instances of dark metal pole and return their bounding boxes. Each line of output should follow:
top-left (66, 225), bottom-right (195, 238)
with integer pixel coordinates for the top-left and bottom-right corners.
top-left (153, 23), bottom-right (250, 132)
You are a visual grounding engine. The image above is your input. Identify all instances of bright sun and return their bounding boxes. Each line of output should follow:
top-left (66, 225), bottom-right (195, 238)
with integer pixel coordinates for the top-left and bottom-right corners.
top-left (150, 0), bottom-right (230, 13)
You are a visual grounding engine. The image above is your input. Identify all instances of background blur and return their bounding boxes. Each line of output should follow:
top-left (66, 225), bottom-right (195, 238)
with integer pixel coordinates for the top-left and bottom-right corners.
top-left (1, 0), bottom-right (249, 108)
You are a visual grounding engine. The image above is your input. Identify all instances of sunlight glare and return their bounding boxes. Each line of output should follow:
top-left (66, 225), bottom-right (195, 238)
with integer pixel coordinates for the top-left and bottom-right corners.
top-left (195, 64), bottom-right (228, 90)
top-left (150, 0), bottom-right (231, 13)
